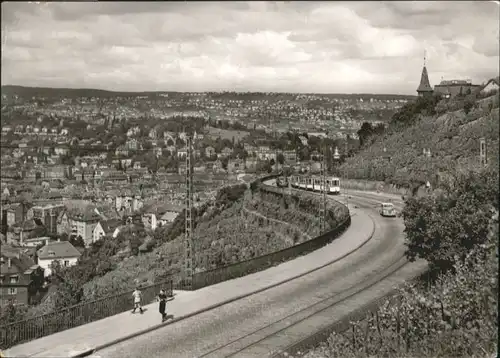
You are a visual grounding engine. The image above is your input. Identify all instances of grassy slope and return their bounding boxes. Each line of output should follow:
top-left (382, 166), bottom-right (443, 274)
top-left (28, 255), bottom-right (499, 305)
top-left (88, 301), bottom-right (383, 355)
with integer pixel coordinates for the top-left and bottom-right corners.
top-left (339, 95), bottom-right (499, 189)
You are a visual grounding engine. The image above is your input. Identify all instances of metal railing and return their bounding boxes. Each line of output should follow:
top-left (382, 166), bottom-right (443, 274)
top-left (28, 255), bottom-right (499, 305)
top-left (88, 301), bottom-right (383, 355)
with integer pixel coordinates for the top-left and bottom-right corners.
top-left (0, 279), bottom-right (173, 350)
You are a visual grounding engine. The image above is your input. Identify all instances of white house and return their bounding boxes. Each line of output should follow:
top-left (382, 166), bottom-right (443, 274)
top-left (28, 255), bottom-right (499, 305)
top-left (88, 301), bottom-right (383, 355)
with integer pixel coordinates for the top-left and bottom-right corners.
top-left (37, 241), bottom-right (81, 277)
top-left (92, 219), bottom-right (122, 243)
top-left (142, 205), bottom-right (181, 231)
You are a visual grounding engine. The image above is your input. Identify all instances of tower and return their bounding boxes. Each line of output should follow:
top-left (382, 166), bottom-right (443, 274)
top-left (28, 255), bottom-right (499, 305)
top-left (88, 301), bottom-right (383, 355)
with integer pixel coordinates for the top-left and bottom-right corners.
top-left (417, 51), bottom-right (434, 98)
top-left (184, 135), bottom-right (194, 289)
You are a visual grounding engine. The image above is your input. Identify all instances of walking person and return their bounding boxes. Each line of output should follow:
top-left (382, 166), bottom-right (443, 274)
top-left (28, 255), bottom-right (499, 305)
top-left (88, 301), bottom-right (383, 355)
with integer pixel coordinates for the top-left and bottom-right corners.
top-left (157, 289), bottom-right (167, 322)
top-left (131, 287), bottom-right (144, 314)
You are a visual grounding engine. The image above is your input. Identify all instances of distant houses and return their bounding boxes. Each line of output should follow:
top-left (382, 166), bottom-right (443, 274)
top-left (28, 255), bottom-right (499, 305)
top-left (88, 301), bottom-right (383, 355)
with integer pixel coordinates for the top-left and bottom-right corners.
top-left (141, 204), bottom-right (181, 231)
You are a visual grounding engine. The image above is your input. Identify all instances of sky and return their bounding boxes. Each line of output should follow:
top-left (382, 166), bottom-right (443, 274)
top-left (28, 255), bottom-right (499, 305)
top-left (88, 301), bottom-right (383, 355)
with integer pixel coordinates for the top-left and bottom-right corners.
top-left (1, 1), bottom-right (499, 94)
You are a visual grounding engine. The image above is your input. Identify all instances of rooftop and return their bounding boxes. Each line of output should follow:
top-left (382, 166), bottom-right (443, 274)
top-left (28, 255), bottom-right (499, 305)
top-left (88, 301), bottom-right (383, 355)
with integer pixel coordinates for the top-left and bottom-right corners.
top-left (37, 241), bottom-right (82, 260)
top-left (99, 218), bottom-right (122, 234)
top-left (417, 66), bottom-right (433, 93)
top-left (1, 244), bottom-right (38, 274)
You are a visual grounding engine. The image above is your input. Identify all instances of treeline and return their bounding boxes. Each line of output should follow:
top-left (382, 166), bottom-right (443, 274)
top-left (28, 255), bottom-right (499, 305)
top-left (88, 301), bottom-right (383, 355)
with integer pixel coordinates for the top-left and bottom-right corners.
top-left (1, 85), bottom-right (159, 99)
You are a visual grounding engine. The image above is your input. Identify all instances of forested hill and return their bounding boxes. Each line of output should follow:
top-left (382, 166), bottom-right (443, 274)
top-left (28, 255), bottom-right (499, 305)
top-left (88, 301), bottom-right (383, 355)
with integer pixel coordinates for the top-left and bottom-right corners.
top-left (1, 85), bottom-right (160, 99)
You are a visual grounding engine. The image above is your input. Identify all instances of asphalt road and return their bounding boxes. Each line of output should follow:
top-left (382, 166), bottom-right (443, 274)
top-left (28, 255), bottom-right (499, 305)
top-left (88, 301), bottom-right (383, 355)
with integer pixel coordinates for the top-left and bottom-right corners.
top-left (94, 191), bottom-right (408, 358)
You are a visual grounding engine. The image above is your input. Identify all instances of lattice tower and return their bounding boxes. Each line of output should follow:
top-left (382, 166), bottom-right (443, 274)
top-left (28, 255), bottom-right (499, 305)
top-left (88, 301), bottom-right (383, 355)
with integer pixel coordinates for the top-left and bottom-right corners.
top-left (184, 135), bottom-right (195, 289)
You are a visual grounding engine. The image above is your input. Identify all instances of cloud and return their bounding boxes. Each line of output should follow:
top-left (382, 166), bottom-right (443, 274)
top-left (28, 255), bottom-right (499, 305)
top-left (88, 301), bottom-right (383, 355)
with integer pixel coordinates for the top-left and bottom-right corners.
top-left (1, 1), bottom-right (499, 94)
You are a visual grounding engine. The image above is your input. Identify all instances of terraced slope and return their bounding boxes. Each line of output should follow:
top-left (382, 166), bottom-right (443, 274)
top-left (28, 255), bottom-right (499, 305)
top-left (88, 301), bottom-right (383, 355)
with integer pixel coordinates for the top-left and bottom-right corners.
top-left (340, 95), bottom-right (499, 189)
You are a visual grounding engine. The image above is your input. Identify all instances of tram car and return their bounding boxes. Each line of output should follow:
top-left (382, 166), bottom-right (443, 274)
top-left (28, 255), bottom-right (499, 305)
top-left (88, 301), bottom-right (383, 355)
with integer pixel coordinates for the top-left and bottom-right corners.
top-left (289, 175), bottom-right (341, 195)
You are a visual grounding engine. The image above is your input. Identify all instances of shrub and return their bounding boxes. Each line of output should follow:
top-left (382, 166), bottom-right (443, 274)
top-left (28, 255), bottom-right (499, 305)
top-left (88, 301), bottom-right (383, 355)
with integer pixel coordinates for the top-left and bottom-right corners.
top-left (403, 166), bottom-right (498, 275)
top-left (463, 97), bottom-right (475, 114)
top-left (391, 95), bottom-right (441, 126)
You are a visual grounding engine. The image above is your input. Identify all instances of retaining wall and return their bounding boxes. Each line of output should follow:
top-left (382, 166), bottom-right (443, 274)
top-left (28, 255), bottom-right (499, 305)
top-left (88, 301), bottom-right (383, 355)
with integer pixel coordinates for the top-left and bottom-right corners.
top-left (191, 174), bottom-right (351, 289)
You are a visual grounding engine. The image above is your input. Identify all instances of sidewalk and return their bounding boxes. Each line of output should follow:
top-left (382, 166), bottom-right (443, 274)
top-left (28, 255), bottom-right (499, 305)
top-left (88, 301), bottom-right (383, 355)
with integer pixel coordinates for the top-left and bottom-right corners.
top-left (4, 207), bottom-right (374, 358)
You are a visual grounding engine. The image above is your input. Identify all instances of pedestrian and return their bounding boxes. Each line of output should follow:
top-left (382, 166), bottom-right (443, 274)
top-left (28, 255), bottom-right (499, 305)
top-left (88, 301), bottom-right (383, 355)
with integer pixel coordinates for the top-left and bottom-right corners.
top-left (131, 287), bottom-right (144, 314)
top-left (158, 289), bottom-right (167, 322)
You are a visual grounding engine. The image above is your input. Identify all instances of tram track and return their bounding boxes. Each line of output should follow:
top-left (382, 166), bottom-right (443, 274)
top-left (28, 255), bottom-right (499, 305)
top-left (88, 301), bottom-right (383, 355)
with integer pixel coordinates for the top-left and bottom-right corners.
top-left (198, 254), bottom-right (409, 358)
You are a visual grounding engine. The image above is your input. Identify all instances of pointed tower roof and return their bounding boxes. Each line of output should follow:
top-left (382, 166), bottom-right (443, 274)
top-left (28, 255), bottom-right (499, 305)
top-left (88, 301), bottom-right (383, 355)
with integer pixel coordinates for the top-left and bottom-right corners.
top-left (417, 66), bottom-right (433, 93)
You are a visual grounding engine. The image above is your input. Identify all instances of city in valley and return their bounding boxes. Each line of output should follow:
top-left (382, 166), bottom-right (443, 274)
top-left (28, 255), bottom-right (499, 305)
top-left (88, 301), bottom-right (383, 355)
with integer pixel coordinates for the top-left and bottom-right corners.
top-left (0, 1), bottom-right (498, 358)
top-left (0, 87), bottom-right (413, 304)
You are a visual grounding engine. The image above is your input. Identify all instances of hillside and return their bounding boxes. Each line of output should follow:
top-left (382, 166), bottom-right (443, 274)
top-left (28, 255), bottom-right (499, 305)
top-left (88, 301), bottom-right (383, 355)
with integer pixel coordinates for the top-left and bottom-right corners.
top-left (339, 93), bottom-right (499, 190)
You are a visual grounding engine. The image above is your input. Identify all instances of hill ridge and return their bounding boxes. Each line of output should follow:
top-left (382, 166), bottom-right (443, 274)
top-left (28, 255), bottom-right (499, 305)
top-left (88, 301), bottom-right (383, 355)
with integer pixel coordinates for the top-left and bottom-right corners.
top-left (1, 85), bottom-right (416, 99)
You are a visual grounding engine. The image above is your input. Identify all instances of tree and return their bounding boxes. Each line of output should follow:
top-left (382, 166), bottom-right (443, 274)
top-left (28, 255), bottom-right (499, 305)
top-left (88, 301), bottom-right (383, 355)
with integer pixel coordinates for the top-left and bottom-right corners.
top-left (298, 147), bottom-right (310, 161)
top-left (357, 122), bottom-right (374, 147)
top-left (403, 167), bottom-right (499, 275)
top-left (277, 153), bottom-right (285, 166)
top-left (69, 235), bottom-right (85, 248)
top-left (463, 97), bottom-right (475, 115)
top-left (52, 261), bottom-right (90, 308)
top-left (250, 180), bottom-right (260, 193)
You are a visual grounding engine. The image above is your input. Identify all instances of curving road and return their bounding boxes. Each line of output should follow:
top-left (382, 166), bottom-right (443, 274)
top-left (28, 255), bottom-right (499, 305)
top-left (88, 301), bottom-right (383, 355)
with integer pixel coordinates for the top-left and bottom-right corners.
top-left (93, 189), bottom-right (419, 358)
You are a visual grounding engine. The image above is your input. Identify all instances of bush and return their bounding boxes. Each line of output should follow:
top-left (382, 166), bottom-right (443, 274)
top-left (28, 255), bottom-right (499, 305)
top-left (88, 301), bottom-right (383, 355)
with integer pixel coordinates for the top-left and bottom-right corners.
top-left (463, 97), bottom-right (475, 114)
top-left (403, 166), bottom-right (498, 275)
top-left (391, 95), bottom-right (441, 126)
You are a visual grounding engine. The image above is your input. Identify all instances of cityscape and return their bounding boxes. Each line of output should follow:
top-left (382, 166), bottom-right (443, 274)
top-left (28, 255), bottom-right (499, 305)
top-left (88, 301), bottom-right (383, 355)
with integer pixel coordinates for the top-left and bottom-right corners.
top-left (1, 2), bottom-right (499, 358)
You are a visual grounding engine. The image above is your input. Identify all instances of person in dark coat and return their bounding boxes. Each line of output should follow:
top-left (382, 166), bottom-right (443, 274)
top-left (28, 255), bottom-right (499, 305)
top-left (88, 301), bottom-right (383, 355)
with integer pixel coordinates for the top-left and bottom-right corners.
top-left (158, 289), bottom-right (167, 322)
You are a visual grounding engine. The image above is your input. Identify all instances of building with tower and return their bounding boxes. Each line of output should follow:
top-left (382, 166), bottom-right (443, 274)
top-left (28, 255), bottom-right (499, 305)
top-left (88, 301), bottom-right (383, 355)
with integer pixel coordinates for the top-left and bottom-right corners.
top-left (434, 79), bottom-right (481, 99)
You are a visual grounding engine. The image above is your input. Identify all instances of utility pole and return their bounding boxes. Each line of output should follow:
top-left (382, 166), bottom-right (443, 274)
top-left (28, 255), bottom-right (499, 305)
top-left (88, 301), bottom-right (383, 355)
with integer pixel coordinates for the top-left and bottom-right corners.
top-left (319, 144), bottom-right (327, 233)
top-left (344, 138), bottom-right (349, 206)
top-left (184, 134), bottom-right (194, 290)
top-left (480, 137), bottom-right (487, 167)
